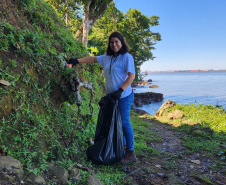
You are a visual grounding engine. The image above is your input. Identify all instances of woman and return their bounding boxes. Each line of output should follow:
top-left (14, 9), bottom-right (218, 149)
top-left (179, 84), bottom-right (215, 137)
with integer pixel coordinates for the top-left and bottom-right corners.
top-left (68, 32), bottom-right (136, 164)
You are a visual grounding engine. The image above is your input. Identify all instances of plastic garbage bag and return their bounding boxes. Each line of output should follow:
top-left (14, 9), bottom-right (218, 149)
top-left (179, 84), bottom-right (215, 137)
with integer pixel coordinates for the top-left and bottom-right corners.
top-left (86, 94), bottom-right (124, 165)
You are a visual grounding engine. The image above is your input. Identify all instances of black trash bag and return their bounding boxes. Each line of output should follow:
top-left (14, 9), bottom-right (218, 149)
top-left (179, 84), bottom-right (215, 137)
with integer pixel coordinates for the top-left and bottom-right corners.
top-left (86, 94), bottom-right (124, 165)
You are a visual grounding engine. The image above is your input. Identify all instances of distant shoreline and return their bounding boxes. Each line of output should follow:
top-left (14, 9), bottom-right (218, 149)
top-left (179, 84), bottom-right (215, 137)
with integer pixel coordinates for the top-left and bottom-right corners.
top-left (142, 69), bottom-right (226, 74)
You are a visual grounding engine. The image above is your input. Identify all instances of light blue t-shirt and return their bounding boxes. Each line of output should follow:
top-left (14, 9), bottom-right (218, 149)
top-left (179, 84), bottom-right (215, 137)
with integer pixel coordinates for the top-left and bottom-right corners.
top-left (97, 53), bottom-right (135, 99)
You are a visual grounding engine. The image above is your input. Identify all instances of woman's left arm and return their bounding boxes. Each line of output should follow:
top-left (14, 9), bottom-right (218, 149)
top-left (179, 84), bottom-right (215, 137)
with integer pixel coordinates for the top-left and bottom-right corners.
top-left (111, 72), bottom-right (135, 100)
top-left (120, 72), bottom-right (135, 90)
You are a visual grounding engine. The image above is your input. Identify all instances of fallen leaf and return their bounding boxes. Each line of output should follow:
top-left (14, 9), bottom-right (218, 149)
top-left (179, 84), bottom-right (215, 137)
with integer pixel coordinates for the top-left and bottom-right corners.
top-left (77, 164), bottom-right (83, 168)
top-left (0, 80), bottom-right (11, 86)
top-left (191, 160), bottom-right (201, 164)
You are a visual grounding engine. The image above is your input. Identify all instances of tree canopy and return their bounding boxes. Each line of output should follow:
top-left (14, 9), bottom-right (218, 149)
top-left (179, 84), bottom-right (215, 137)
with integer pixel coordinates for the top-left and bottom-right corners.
top-left (46, 0), bottom-right (161, 80)
top-left (89, 3), bottom-right (161, 80)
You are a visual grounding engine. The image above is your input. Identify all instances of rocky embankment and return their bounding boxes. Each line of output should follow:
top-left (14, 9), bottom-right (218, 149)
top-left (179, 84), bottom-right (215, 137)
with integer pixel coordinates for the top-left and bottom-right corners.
top-left (132, 80), bottom-right (163, 107)
top-left (133, 92), bottom-right (163, 107)
top-left (132, 79), bottom-right (159, 88)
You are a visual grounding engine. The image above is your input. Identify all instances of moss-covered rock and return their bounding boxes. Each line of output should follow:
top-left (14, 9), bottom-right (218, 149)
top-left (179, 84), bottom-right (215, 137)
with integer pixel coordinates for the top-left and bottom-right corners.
top-left (0, 156), bottom-right (24, 179)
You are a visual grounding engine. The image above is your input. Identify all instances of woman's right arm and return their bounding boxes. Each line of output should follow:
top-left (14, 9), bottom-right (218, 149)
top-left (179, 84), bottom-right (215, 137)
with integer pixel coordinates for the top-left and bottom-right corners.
top-left (78, 56), bottom-right (98, 64)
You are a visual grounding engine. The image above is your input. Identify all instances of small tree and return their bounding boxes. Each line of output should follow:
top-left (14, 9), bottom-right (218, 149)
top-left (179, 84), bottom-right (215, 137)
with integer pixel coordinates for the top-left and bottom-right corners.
top-left (89, 4), bottom-right (161, 80)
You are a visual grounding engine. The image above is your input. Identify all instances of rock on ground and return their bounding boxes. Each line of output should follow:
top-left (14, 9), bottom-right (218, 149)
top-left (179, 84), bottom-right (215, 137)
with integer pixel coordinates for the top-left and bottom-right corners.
top-left (24, 173), bottom-right (46, 185)
top-left (132, 80), bottom-right (151, 86)
top-left (149, 85), bottom-right (159, 88)
top-left (50, 166), bottom-right (69, 185)
top-left (0, 156), bottom-right (23, 179)
top-left (168, 109), bottom-right (184, 120)
top-left (156, 100), bottom-right (176, 117)
top-left (87, 175), bottom-right (103, 185)
top-left (69, 167), bottom-right (81, 183)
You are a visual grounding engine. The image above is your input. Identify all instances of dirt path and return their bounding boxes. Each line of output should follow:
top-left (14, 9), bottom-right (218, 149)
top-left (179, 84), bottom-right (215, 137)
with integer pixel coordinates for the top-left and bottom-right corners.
top-left (123, 109), bottom-right (226, 185)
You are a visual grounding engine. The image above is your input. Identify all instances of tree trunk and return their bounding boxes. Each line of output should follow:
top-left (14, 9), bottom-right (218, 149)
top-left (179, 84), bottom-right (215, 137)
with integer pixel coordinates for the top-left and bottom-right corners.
top-left (89, 0), bottom-right (113, 28)
top-left (65, 0), bottom-right (69, 27)
top-left (82, 0), bottom-right (92, 46)
top-left (75, 0), bottom-right (113, 43)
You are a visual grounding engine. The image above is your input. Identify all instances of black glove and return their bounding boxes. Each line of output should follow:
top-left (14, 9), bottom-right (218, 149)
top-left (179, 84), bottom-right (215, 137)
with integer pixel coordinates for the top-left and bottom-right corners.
top-left (68, 58), bottom-right (79, 67)
top-left (110, 88), bottom-right (124, 100)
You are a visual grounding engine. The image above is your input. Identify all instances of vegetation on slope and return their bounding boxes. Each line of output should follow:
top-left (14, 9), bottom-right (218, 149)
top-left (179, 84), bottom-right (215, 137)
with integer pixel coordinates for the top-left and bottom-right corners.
top-left (0, 0), bottom-right (104, 175)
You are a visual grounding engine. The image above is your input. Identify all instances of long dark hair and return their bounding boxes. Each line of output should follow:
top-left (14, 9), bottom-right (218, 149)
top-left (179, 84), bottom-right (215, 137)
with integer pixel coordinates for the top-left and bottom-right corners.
top-left (107, 32), bottom-right (129, 56)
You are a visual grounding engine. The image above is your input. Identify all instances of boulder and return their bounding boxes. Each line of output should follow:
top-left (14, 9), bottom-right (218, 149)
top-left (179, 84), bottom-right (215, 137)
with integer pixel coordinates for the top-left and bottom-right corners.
top-left (24, 173), bottom-right (46, 185)
top-left (69, 167), bottom-right (81, 183)
top-left (51, 166), bottom-right (69, 185)
top-left (134, 92), bottom-right (163, 107)
top-left (149, 85), bottom-right (159, 88)
top-left (147, 79), bottom-right (152, 82)
top-left (156, 100), bottom-right (176, 117)
top-left (0, 156), bottom-right (23, 179)
top-left (87, 175), bottom-right (103, 185)
top-left (168, 109), bottom-right (184, 120)
top-left (0, 172), bottom-right (16, 184)
top-left (46, 162), bottom-right (55, 171)
top-left (132, 80), bottom-right (150, 86)
top-left (132, 108), bottom-right (150, 115)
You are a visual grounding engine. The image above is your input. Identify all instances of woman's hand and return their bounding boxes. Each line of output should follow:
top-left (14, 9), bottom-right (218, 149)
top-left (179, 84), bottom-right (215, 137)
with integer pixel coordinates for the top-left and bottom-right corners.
top-left (110, 88), bottom-right (124, 100)
top-left (68, 58), bottom-right (79, 67)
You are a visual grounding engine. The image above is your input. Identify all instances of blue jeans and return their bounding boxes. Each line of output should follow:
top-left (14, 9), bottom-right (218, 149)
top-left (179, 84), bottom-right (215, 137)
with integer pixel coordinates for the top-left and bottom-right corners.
top-left (118, 92), bottom-right (134, 151)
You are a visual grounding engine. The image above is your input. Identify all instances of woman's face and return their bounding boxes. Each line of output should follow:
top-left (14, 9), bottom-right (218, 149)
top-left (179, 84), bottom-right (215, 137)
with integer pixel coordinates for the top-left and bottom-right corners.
top-left (110, 37), bottom-right (122, 56)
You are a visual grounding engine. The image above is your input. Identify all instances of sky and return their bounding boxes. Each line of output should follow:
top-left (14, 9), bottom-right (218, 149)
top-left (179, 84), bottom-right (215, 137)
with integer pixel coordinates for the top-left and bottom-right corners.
top-left (114, 0), bottom-right (226, 71)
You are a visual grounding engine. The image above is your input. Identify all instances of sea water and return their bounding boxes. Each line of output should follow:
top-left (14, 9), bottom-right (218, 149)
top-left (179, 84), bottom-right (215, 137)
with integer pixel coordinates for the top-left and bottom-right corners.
top-left (134, 71), bottom-right (226, 115)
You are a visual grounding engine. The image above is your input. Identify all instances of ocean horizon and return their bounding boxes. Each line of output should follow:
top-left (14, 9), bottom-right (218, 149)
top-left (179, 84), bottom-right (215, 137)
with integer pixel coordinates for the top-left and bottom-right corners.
top-left (142, 69), bottom-right (226, 73)
top-left (134, 71), bottom-right (226, 115)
